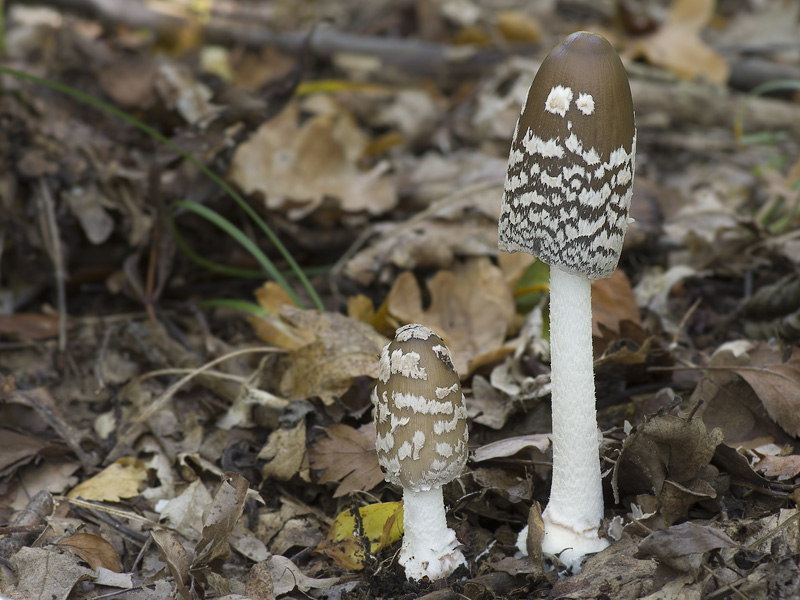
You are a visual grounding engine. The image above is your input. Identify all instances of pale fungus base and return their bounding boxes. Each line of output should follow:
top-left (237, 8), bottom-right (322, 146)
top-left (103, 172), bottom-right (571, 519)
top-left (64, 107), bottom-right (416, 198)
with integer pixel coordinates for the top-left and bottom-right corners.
top-left (400, 487), bottom-right (465, 581)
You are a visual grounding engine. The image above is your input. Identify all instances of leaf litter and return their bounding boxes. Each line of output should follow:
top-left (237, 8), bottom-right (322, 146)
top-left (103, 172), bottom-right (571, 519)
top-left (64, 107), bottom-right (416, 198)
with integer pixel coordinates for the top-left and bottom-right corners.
top-left (1, 1), bottom-right (800, 599)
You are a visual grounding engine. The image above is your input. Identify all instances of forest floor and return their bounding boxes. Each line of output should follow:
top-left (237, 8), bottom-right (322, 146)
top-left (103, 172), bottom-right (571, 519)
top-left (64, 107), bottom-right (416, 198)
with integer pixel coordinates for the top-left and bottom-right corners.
top-left (1, 1), bottom-right (800, 599)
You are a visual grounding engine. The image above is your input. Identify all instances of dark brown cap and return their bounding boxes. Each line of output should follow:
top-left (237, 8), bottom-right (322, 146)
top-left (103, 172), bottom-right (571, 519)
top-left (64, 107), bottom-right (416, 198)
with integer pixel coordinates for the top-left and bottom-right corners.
top-left (373, 324), bottom-right (468, 492)
top-left (498, 31), bottom-right (636, 280)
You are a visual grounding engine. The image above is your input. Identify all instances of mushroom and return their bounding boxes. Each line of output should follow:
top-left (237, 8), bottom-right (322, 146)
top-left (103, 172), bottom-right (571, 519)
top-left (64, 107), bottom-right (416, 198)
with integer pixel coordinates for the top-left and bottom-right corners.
top-left (372, 323), bottom-right (468, 581)
top-left (497, 31), bottom-right (636, 571)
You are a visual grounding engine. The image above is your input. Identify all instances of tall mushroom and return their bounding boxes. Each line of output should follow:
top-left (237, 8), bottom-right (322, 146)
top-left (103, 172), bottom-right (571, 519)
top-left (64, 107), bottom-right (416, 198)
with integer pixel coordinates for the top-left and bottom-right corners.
top-left (372, 323), bottom-right (468, 581)
top-left (498, 31), bottom-right (636, 571)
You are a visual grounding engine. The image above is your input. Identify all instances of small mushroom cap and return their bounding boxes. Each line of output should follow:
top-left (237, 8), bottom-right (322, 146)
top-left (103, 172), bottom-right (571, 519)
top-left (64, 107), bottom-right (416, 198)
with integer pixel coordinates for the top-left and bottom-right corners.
top-left (498, 31), bottom-right (636, 280)
top-left (372, 324), bottom-right (468, 492)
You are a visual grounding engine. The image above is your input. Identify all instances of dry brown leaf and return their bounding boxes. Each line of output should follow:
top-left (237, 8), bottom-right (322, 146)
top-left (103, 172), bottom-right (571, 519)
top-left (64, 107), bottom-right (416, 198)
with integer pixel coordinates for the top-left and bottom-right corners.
top-left (276, 307), bottom-right (388, 405)
top-left (628, 0), bottom-right (729, 83)
top-left (0, 428), bottom-right (47, 474)
top-left (7, 546), bottom-right (95, 600)
top-left (466, 375), bottom-right (515, 430)
top-left (192, 472), bottom-right (250, 568)
top-left (308, 423), bottom-right (383, 497)
top-left (732, 346), bottom-right (800, 439)
top-left (245, 561), bottom-right (276, 600)
top-left (266, 554), bottom-right (340, 595)
top-left (56, 532), bottom-right (123, 573)
top-left (613, 413), bottom-right (724, 524)
top-left (592, 269), bottom-right (641, 336)
top-left (386, 257), bottom-right (515, 375)
top-left (343, 219), bottom-right (499, 286)
top-left (472, 434), bottom-right (551, 463)
top-left (754, 454), bottom-right (800, 481)
top-left (228, 101), bottom-right (396, 218)
top-left (152, 529), bottom-right (191, 600)
top-left (259, 420), bottom-right (309, 482)
top-left (0, 313), bottom-right (68, 340)
top-left (250, 282), bottom-right (315, 350)
top-left (636, 522), bottom-right (736, 576)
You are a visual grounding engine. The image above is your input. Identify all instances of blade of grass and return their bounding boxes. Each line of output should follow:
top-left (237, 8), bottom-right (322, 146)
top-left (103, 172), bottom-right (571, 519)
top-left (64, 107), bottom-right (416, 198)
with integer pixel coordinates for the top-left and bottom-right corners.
top-left (0, 66), bottom-right (325, 311)
top-left (734, 79), bottom-right (800, 143)
top-left (197, 299), bottom-right (271, 318)
top-left (173, 214), bottom-right (334, 280)
top-left (176, 200), bottom-right (302, 306)
top-left (171, 216), bottom-right (266, 279)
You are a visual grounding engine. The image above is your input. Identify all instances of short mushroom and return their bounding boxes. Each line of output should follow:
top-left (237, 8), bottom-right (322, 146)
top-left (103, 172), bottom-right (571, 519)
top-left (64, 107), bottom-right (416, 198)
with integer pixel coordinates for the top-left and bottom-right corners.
top-left (372, 323), bottom-right (468, 581)
top-left (497, 31), bottom-right (636, 571)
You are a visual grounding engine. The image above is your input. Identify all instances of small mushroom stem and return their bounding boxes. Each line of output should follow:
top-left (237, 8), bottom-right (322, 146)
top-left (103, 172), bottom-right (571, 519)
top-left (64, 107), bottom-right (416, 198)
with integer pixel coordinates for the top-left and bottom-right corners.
top-left (400, 486), bottom-right (465, 581)
top-left (543, 265), bottom-right (608, 568)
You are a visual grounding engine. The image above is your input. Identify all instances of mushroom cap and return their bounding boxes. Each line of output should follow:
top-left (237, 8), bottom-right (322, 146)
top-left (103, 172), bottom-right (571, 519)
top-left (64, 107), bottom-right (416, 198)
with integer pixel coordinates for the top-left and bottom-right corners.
top-left (373, 324), bottom-right (468, 492)
top-left (498, 31), bottom-right (636, 280)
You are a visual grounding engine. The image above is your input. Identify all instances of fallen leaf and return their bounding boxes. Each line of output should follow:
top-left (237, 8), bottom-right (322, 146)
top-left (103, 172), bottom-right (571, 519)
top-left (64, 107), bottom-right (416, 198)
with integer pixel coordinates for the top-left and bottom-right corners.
top-left (152, 529), bottom-right (191, 600)
top-left (466, 375), bottom-right (515, 430)
top-left (228, 100), bottom-right (396, 218)
top-left (308, 423), bottom-right (383, 497)
top-left (7, 546), bottom-right (94, 600)
top-left (754, 454), bottom-right (800, 481)
top-left (56, 532), bottom-right (123, 572)
top-left (157, 478), bottom-right (214, 542)
top-left (628, 0), bottom-right (730, 83)
top-left (94, 568), bottom-right (134, 589)
top-left (265, 554), bottom-right (340, 595)
top-left (67, 457), bottom-right (148, 502)
top-left (250, 282), bottom-right (315, 350)
top-left (343, 219), bottom-right (499, 286)
top-left (0, 313), bottom-right (67, 340)
top-left (276, 307), bottom-right (388, 405)
top-left (496, 11), bottom-right (541, 43)
top-left (591, 269), bottom-right (641, 336)
top-left (62, 183), bottom-right (114, 245)
top-left (192, 472), bottom-right (251, 568)
top-left (0, 429), bottom-right (48, 475)
top-left (316, 502), bottom-right (403, 570)
top-left (732, 347), bottom-right (800, 439)
top-left (613, 413), bottom-right (724, 524)
top-left (245, 561), bottom-right (276, 600)
top-left (259, 419), bottom-right (309, 481)
top-left (472, 434), bottom-right (551, 463)
top-left (636, 522), bottom-right (736, 576)
top-left (386, 257), bottom-right (515, 375)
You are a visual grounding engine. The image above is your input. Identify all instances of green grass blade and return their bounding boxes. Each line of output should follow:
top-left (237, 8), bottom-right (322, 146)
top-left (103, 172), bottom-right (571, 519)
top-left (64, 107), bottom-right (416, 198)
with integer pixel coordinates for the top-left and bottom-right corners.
top-left (197, 299), bottom-right (271, 317)
top-left (176, 200), bottom-right (302, 306)
top-left (171, 216), bottom-right (266, 279)
top-left (0, 65), bottom-right (325, 311)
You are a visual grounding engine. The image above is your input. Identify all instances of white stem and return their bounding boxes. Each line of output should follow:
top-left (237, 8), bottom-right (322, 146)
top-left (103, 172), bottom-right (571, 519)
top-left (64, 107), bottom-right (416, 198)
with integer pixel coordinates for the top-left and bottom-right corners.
top-left (400, 486), bottom-right (465, 581)
top-left (541, 266), bottom-right (608, 570)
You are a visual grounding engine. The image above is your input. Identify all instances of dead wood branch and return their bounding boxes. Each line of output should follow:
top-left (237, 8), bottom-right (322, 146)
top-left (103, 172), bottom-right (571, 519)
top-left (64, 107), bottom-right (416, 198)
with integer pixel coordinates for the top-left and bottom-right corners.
top-left (9, 0), bottom-right (800, 138)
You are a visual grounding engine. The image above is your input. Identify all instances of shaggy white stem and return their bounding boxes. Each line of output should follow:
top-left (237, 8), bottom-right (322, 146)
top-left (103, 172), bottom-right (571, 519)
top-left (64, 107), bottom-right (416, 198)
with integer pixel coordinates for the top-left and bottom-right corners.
top-left (400, 486), bottom-right (465, 581)
top-left (542, 266), bottom-right (608, 570)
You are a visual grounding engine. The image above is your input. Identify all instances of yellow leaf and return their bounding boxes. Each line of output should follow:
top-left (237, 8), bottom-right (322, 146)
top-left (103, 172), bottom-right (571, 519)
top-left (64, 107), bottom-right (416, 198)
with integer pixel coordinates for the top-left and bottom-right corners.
top-left (67, 457), bottom-right (148, 502)
top-left (316, 502), bottom-right (403, 571)
top-left (250, 282), bottom-right (314, 350)
top-left (496, 11), bottom-right (542, 43)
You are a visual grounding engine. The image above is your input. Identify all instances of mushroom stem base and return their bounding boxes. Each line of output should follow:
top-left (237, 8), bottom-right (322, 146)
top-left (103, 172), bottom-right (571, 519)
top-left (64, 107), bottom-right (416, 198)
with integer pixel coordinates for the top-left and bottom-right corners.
top-left (540, 510), bottom-right (609, 572)
top-left (400, 486), bottom-right (465, 581)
